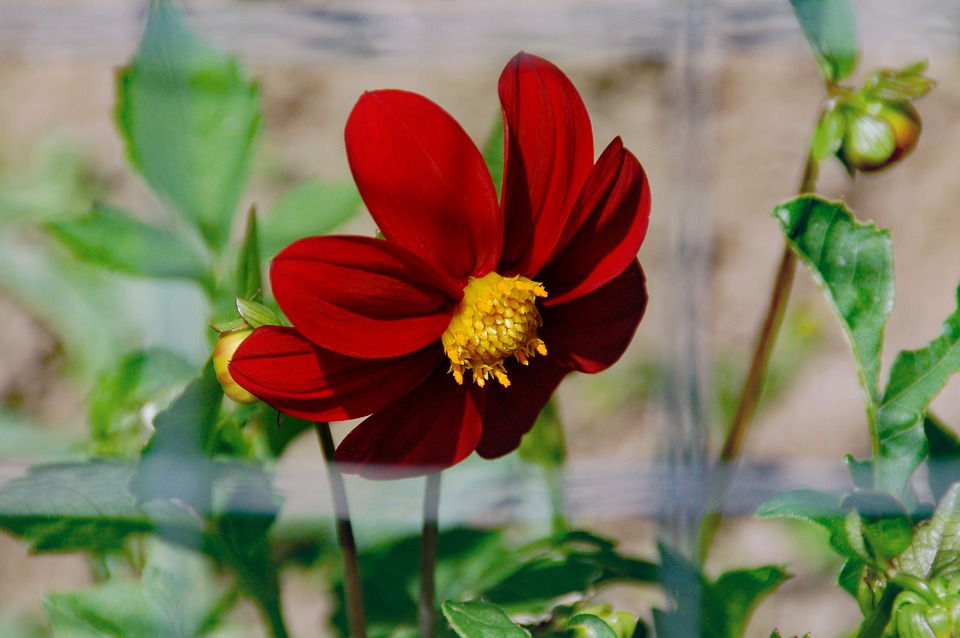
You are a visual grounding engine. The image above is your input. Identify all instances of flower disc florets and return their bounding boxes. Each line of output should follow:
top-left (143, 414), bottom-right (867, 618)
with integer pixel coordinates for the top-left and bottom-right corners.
top-left (441, 271), bottom-right (548, 388)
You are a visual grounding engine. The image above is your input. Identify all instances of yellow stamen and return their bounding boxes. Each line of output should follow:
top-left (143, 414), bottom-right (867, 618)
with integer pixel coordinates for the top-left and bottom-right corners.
top-left (441, 271), bottom-right (548, 388)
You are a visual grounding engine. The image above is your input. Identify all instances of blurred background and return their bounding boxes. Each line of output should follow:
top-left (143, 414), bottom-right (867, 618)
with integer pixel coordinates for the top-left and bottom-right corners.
top-left (0, 0), bottom-right (958, 636)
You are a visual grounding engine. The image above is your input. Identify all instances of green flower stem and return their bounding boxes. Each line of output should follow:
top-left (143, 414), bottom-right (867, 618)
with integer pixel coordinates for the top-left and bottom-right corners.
top-left (420, 472), bottom-right (442, 638)
top-left (315, 423), bottom-right (367, 638)
top-left (696, 150), bottom-right (820, 564)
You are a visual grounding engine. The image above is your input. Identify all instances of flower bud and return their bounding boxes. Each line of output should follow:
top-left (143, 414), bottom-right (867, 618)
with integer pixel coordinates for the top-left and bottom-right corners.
top-left (838, 101), bottom-right (921, 173)
top-left (213, 328), bottom-right (258, 404)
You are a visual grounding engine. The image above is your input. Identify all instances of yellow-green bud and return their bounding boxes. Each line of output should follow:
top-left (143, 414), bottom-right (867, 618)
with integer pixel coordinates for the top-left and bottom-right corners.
top-left (839, 101), bottom-right (921, 173)
top-left (214, 329), bottom-right (257, 404)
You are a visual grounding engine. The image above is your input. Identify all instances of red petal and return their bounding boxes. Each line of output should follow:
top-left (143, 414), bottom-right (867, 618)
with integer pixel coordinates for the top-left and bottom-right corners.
top-left (539, 138), bottom-right (651, 305)
top-left (345, 90), bottom-right (501, 280)
top-left (334, 368), bottom-right (483, 478)
top-left (271, 235), bottom-right (457, 359)
top-left (230, 325), bottom-right (443, 421)
top-left (540, 261), bottom-right (647, 374)
top-left (498, 52), bottom-right (594, 276)
top-left (475, 359), bottom-right (569, 459)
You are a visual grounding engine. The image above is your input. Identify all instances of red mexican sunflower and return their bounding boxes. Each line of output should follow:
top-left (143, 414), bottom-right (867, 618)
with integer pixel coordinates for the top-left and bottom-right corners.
top-left (230, 52), bottom-right (650, 477)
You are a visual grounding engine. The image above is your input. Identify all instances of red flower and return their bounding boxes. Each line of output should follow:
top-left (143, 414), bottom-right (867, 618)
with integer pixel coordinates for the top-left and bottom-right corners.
top-left (230, 52), bottom-right (650, 477)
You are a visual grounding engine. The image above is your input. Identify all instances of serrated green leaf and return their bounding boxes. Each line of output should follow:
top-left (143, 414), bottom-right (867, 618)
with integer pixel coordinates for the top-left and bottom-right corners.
top-left (47, 204), bottom-right (209, 280)
top-left (116, 0), bottom-right (261, 250)
top-left (789, 0), bottom-right (859, 83)
top-left (756, 488), bottom-right (856, 558)
top-left (569, 614), bottom-right (618, 638)
top-left (481, 119), bottom-right (505, 200)
top-left (260, 178), bottom-right (361, 259)
top-left (875, 285), bottom-right (960, 494)
top-left (44, 543), bottom-right (226, 638)
top-left (442, 601), bottom-right (531, 638)
top-left (0, 462), bottom-right (151, 553)
top-left (773, 196), bottom-right (894, 406)
top-left (236, 208), bottom-right (261, 299)
top-left (841, 491), bottom-right (913, 566)
top-left (896, 483), bottom-right (960, 581)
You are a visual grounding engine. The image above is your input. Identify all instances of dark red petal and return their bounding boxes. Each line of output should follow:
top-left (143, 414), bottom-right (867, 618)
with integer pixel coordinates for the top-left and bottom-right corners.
top-left (540, 260), bottom-right (647, 374)
top-left (539, 138), bottom-right (651, 305)
top-left (498, 52), bottom-right (594, 276)
top-left (334, 368), bottom-right (484, 478)
top-left (230, 325), bottom-right (443, 421)
top-left (345, 90), bottom-right (501, 280)
top-left (271, 235), bottom-right (457, 359)
top-left (475, 359), bottom-right (569, 460)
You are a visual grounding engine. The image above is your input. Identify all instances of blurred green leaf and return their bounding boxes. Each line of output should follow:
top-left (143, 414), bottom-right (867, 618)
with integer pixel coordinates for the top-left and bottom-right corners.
top-left (757, 488), bottom-right (856, 558)
top-left (481, 119), bottom-right (505, 200)
top-left (811, 102), bottom-right (846, 163)
top-left (47, 204), bottom-right (209, 280)
top-left (569, 614), bottom-right (618, 638)
top-left (44, 542), bottom-right (227, 638)
top-left (130, 360), bottom-right (222, 513)
top-left (654, 544), bottom-right (789, 638)
top-left (841, 491), bottom-right (913, 566)
top-left (924, 415), bottom-right (960, 503)
top-left (116, 0), bottom-right (261, 250)
top-left (896, 483), bottom-right (960, 582)
top-left (260, 178), bottom-right (361, 259)
top-left (875, 285), bottom-right (960, 494)
top-left (89, 347), bottom-right (196, 456)
top-left (773, 196), bottom-right (893, 406)
top-left (518, 399), bottom-right (566, 468)
top-left (0, 462), bottom-right (151, 552)
top-left (442, 601), bottom-right (531, 638)
top-left (862, 61), bottom-right (936, 103)
top-left (236, 208), bottom-right (261, 299)
top-left (789, 0), bottom-right (859, 83)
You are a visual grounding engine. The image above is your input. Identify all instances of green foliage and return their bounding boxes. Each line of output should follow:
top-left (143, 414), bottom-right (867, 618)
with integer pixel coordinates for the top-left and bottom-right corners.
top-left (653, 544), bottom-right (789, 638)
top-left (259, 178), bottom-right (362, 259)
top-left (789, 0), bottom-right (859, 83)
top-left (568, 614), bottom-right (618, 638)
top-left (442, 601), bottom-right (531, 638)
top-left (0, 462), bottom-right (152, 552)
top-left (481, 119), bottom-right (505, 200)
top-left (235, 208), bottom-right (262, 299)
top-left (924, 415), bottom-right (960, 503)
top-left (518, 399), bottom-right (567, 468)
top-left (46, 204), bottom-right (209, 281)
top-left (43, 543), bottom-right (230, 638)
top-left (115, 0), bottom-right (261, 251)
top-left (896, 484), bottom-right (960, 582)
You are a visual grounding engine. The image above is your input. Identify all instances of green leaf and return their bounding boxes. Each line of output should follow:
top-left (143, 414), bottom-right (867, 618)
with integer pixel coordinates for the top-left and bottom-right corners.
top-left (811, 102), bottom-right (847, 163)
top-left (116, 0), bottom-right (261, 250)
top-left (481, 119), bottom-right (505, 200)
top-left (235, 297), bottom-right (283, 328)
top-left (442, 601), bottom-right (531, 638)
top-left (896, 483), bottom-right (960, 581)
top-left (130, 360), bottom-right (222, 514)
top-left (862, 61), bottom-right (936, 103)
top-left (773, 196), bottom-right (894, 406)
top-left (0, 462), bottom-right (151, 553)
top-left (235, 208), bottom-right (261, 299)
top-left (654, 544), bottom-right (789, 638)
top-left (260, 178), bottom-right (361, 259)
top-left (89, 348), bottom-right (196, 456)
top-left (789, 0), bottom-right (859, 83)
top-left (924, 415), bottom-right (960, 502)
top-left (841, 491), bottom-right (913, 566)
top-left (875, 285), bottom-right (960, 494)
top-left (569, 614), bottom-right (618, 638)
top-left (44, 542), bottom-right (227, 638)
top-left (756, 488), bottom-right (855, 558)
top-left (47, 204), bottom-right (209, 280)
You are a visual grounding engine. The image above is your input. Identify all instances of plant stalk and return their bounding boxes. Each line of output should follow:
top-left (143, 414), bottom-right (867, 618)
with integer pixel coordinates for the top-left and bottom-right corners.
top-left (316, 423), bottom-right (367, 638)
top-left (696, 151), bottom-right (819, 564)
top-left (420, 472), bottom-right (442, 638)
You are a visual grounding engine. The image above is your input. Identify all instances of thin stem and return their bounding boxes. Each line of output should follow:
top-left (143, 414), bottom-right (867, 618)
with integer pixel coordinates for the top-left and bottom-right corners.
top-left (316, 423), bottom-right (367, 638)
top-left (420, 472), bottom-right (442, 638)
top-left (696, 151), bottom-right (820, 564)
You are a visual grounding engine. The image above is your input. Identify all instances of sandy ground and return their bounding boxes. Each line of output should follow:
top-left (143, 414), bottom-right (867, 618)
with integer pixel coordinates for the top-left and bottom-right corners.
top-left (1, 1), bottom-right (959, 636)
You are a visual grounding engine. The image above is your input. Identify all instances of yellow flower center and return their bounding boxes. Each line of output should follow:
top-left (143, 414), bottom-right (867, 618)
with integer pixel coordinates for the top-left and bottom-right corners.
top-left (441, 271), bottom-right (548, 388)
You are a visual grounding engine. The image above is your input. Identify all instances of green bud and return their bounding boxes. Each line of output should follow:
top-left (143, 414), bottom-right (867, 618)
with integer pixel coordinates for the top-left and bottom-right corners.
top-left (838, 100), bottom-right (921, 174)
top-left (213, 328), bottom-right (258, 404)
